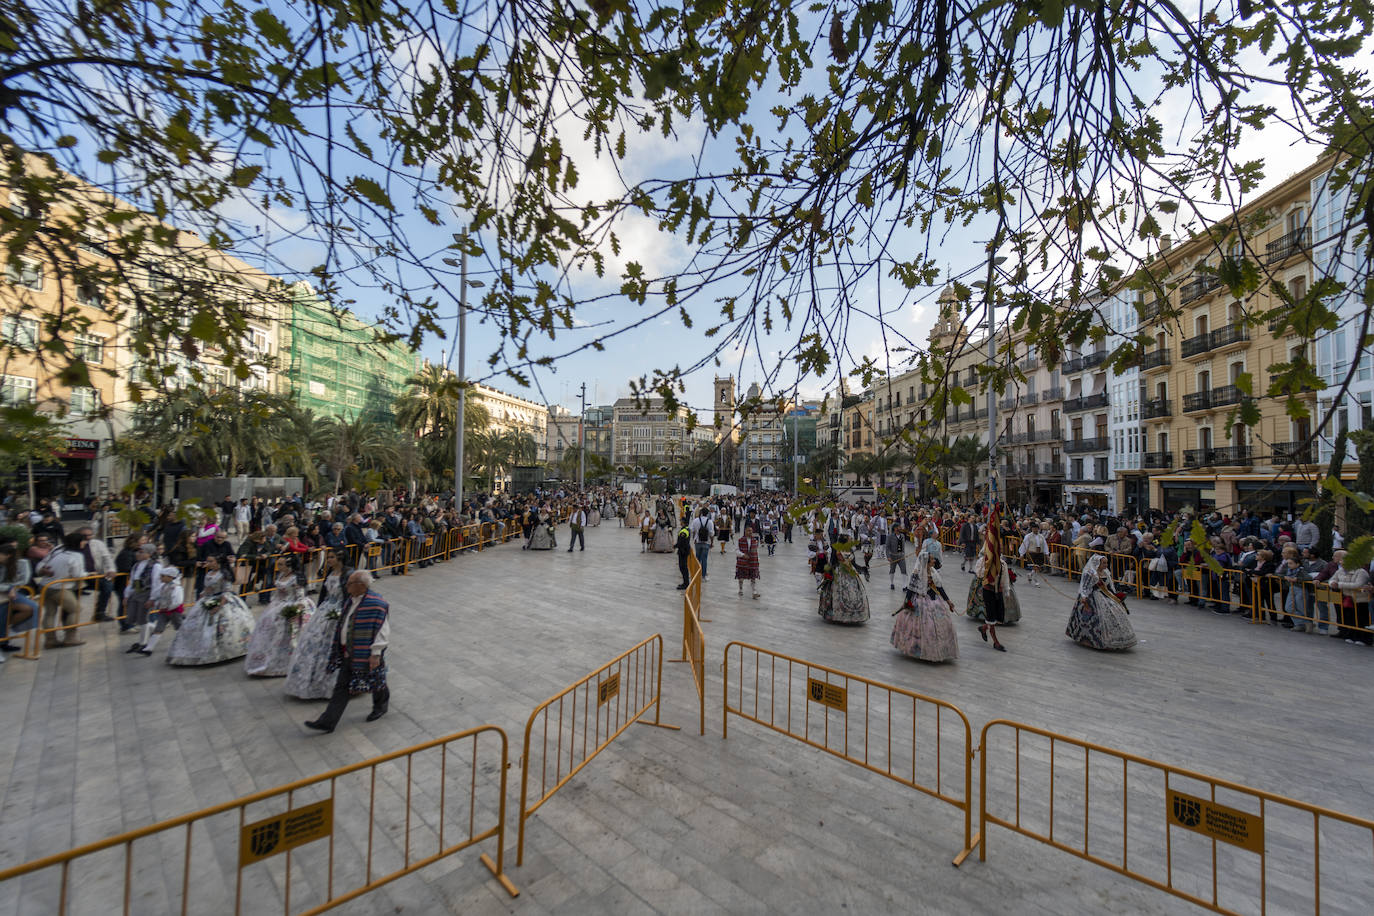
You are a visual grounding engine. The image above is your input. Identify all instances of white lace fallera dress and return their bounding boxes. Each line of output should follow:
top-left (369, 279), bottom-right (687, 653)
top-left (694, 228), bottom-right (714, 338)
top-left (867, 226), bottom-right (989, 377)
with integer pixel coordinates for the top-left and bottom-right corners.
top-left (166, 570), bottom-right (255, 666)
top-left (1066, 557), bottom-right (1138, 651)
top-left (244, 576), bottom-right (315, 677)
top-left (284, 570), bottom-right (345, 698)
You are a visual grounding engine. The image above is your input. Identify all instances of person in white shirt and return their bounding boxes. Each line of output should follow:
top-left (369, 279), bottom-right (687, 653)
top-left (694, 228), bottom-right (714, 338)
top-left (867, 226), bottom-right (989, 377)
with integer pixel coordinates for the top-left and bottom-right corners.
top-left (233, 499), bottom-right (252, 539)
top-left (567, 505), bottom-right (588, 552)
top-left (34, 531), bottom-right (90, 649)
top-left (1019, 525), bottom-right (1049, 587)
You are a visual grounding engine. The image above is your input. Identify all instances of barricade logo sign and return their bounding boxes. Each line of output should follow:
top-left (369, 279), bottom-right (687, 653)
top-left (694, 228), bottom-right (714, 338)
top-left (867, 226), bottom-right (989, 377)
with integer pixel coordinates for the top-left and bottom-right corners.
top-left (806, 677), bottom-right (847, 712)
top-left (239, 799), bottom-right (335, 868)
top-left (1166, 789), bottom-right (1263, 854)
top-left (598, 671), bottom-right (620, 706)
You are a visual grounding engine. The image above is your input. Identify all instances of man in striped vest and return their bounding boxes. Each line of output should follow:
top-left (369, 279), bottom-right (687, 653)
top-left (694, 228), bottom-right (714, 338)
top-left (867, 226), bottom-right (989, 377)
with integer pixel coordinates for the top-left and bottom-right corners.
top-left (305, 571), bottom-right (390, 733)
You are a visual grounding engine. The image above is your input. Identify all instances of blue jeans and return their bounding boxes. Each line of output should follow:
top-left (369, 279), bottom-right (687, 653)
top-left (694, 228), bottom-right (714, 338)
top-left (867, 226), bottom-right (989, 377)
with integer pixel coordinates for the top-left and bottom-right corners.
top-left (2, 593), bottom-right (40, 640)
top-left (694, 542), bottom-right (711, 578)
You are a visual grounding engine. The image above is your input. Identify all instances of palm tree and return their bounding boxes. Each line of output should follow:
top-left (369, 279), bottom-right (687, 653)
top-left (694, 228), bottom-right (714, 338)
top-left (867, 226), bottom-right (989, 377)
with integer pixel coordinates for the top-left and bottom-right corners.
top-left (396, 364), bottom-right (491, 438)
top-left (320, 414), bottom-right (398, 495)
top-left (943, 434), bottom-right (990, 498)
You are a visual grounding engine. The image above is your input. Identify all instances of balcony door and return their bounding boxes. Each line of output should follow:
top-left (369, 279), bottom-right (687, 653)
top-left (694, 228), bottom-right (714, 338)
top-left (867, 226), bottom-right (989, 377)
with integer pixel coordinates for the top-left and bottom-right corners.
top-left (1198, 427), bottom-right (1213, 451)
top-left (1197, 369), bottom-right (1211, 395)
top-left (1155, 380), bottom-right (1168, 401)
top-left (1157, 431), bottom-right (1169, 454)
top-left (1195, 314), bottom-right (1209, 338)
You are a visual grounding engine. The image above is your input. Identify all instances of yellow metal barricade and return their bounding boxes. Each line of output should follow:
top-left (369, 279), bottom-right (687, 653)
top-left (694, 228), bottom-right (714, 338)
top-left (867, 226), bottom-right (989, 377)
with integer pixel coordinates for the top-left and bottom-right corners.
top-left (516, 634), bottom-right (679, 864)
top-left (721, 641), bottom-right (977, 865)
top-left (670, 551), bottom-right (707, 736)
top-left (978, 718), bottom-right (1374, 914)
top-left (0, 724), bottom-right (518, 912)
top-left (20, 574), bottom-right (108, 659)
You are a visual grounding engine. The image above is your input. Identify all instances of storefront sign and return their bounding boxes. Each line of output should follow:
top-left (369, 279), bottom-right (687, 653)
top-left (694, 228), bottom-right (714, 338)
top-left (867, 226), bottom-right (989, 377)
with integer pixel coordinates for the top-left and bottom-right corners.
top-left (60, 438), bottom-right (99, 459)
top-left (239, 799), bottom-right (333, 867)
top-left (1166, 789), bottom-right (1263, 854)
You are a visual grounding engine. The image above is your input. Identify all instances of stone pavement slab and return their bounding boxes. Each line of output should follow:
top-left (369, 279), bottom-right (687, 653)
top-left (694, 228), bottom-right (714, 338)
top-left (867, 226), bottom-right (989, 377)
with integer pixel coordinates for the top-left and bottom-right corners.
top-left (1, 520), bottom-right (1372, 914)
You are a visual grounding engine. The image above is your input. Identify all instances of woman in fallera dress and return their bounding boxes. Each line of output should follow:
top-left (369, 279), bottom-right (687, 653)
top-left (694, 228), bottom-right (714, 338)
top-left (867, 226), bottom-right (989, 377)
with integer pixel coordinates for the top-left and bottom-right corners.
top-left (245, 556), bottom-right (314, 677)
top-left (735, 524), bottom-right (761, 599)
top-left (970, 507), bottom-right (1012, 651)
top-left (966, 516), bottom-right (1022, 626)
top-left (165, 554), bottom-right (255, 666)
top-left (651, 512), bottom-right (676, 553)
top-left (527, 510), bottom-right (557, 550)
top-left (891, 546), bottom-right (959, 662)
top-left (285, 549), bottom-right (351, 698)
top-left (1066, 554), bottom-right (1138, 651)
top-left (817, 541), bottom-right (870, 624)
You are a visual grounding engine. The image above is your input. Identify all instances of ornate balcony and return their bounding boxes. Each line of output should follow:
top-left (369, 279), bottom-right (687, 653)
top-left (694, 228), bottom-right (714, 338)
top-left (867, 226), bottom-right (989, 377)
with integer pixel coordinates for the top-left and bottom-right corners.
top-left (1183, 446), bottom-right (1253, 468)
top-left (1036, 461), bottom-right (1065, 477)
top-left (1210, 321), bottom-right (1249, 351)
top-left (1209, 384), bottom-right (1246, 408)
top-left (1041, 386), bottom-right (1064, 401)
top-left (1142, 398), bottom-right (1172, 420)
top-left (1082, 349), bottom-right (1108, 369)
top-left (1270, 441), bottom-right (1315, 464)
top-left (1181, 331), bottom-right (1211, 359)
top-left (1139, 348), bottom-right (1171, 372)
top-left (1028, 428), bottom-right (1062, 443)
top-left (1180, 272), bottom-right (1223, 304)
top-left (1064, 436), bottom-right (1110, 453)
top-left (1266, 227), bottom-right (1310, 264)
top-left (1139, 298), bottom-right (1166, 322)
top-left (1142, 450), bottom-right (1174, 469)
top-left (1182, 391), bottom-right (1211, 412)
top-left (1063, 392), bottom-right (1109, 413)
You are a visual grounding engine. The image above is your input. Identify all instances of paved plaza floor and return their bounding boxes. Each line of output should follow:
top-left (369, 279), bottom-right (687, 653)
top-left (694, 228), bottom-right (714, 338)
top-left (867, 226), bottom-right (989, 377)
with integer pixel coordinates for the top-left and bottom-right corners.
top-left (2, 521), bottom-right (1372, 914)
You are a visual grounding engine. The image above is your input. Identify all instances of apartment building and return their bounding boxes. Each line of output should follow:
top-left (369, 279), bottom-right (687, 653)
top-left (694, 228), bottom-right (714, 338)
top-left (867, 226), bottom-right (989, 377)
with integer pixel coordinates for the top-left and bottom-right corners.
top-left (737, 382), bottom-right (791, 489)
top-left (612, 397), bottom-right (703, 470)
top-left (2, 169), bottom-right (288, 501)
top-left (1143, 157), bottom-right (1358, 516)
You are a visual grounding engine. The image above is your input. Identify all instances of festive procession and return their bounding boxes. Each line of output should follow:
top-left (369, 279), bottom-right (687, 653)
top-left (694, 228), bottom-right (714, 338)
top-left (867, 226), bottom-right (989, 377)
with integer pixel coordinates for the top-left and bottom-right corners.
top-left (6, 483), bottom-right (1368, 692)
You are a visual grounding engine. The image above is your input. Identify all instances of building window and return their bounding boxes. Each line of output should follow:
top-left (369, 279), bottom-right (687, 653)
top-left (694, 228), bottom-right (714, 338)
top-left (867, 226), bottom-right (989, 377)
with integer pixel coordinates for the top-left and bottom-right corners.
top-left (73, 333), bottom-right (104, 364)
top-left (69, 386), bottom-right (100, 415)
top-left (245, 326), bottom-right (270, 354)
top-left (6, 257), bottom-right (42, 290)
top-left (1, 374), bottom-right (36, 403)
top-left (2, 314), bottom-right (39, 349)
top-left (1072, 458), bottom-right (1084, 480)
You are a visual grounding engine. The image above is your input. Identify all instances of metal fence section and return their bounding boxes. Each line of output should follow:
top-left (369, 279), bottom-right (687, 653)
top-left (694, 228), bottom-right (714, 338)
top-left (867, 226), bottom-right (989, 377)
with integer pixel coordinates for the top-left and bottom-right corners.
top-left (0, 724), bottom-right (518, 913)
top-left (670, 551), bottom-right (707, 735)
top-left (516, 634), bottom-right (679, 864)
top-left (721, 641), bottom-right (978, 865)
top-left (978, 719), bottom-right (1374, 914)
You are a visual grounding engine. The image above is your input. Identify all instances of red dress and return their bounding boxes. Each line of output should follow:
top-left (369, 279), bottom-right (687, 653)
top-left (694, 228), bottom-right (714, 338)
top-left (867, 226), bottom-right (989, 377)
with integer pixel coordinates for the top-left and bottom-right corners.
top-left (735, 536), bottom-right (760, 581)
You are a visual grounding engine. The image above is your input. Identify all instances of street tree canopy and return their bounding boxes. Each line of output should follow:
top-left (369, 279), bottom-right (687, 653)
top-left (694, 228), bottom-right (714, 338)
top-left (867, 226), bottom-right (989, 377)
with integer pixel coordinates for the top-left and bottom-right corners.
top-left (2, 1), bottom-right (1371, 432)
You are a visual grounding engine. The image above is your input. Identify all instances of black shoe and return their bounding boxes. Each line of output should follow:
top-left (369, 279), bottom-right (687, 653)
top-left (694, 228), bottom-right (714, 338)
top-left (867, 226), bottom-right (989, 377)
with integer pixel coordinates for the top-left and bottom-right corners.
top-left (993, 643), bottom-right (1007, 652)
top-left (676, 584), bottom-right (688, 590)
top-left (0, 642), bottom-right (19, 653)
top-left (568, 548), bottom-right (573, 552)
top-left (1211, 608), bottom-right (1230, 616)
top-left (93, 613), bottom-right (113, 622)
top-left (366, 707), bottom-right (388, 722)
top-left (126, 643), bottom-right (143, 654)
top-left (304, 719), bottom-right (334, 733)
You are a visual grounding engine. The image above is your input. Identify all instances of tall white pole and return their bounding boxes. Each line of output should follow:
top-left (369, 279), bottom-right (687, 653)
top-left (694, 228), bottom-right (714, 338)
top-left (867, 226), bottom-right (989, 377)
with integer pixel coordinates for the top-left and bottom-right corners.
top-left (455, 248), bottom-right (467, 509)
top-left (792, 409), bottom-right (798, 495)
top-left (578, 382), bottom-right (587, 491)
top-left (986, 261), bottom-right (997, 508)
